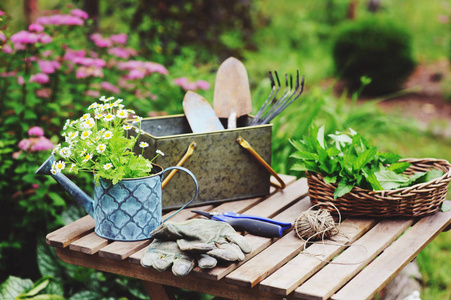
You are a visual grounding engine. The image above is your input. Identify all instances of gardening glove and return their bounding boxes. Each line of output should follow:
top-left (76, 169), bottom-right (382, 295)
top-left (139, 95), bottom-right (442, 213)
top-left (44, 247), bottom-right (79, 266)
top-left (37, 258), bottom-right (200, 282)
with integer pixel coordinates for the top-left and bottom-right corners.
top-left (150, 218), bottom-right (252, 262)
top-left (141, 239), bottom-right (218, 277)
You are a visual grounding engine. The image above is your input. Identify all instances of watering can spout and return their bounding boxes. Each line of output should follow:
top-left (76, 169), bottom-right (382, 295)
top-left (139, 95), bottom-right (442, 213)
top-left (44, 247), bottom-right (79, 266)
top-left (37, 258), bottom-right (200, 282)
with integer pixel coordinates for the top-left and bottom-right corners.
top-left (36, 155), bottom-right (95, 217)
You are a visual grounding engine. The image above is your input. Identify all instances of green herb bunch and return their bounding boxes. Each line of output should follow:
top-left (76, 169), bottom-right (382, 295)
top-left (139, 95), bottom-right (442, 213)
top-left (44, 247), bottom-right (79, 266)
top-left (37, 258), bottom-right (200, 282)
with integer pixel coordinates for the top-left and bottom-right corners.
top-left (291, 124), bottom-right (443, 199)
top-left (51, 96), bottom-right (163, 184)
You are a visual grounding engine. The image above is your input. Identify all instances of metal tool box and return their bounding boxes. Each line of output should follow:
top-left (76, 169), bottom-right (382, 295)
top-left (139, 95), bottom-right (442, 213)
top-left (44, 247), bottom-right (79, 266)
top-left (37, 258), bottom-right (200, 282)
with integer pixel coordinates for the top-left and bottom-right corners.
top-left (132, 114), bottom-right (273, 210)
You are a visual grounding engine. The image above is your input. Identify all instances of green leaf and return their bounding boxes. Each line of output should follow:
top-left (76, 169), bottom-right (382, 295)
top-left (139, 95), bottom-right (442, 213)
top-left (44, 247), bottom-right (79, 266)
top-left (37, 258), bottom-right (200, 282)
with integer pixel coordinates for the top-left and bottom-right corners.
top-left (375, 170), bottom-right (409, 190)
top-left (290, 151), bottom-right (318, 161)
top-left (378, 152), bottom-right (402, 164)
top-left (388, 162), bottom-right (411, 174)
top-left (422, 169), bottom-right (444, 183)
top-left (324, 176), bottom-right (337, 184)
top-left (364, 170), bottom-right (383, 191)
top-left (291, 163), bottom-right (307, 172)
top-left (0, 276), bottom-right (33, 299)
top-left (69, 290), bottom-right (103, 300)
top-left (317, 125), bottom-right (325, 149)
top-left (27, 294), bottom-right (66, 300)
top-left (19, 278), bottom-right (49, 297)
top-left (441, 202), bottom-right (451, 212)
top-left (353, 147), bottom-right (378, 170)
top-left (334, 180), bottom-right (355, 199)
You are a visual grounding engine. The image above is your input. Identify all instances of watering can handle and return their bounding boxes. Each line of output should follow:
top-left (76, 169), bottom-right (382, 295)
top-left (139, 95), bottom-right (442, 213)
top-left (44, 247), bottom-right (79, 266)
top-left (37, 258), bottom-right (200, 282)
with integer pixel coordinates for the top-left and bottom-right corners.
top-left (160, 166), bottom-right (199, 222)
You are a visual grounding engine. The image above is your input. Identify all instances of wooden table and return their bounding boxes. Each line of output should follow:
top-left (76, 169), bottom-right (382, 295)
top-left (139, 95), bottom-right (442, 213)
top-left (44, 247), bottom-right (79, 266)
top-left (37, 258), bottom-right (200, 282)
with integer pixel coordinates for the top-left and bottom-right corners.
top-left (46, 176), bottom-right (451, 300)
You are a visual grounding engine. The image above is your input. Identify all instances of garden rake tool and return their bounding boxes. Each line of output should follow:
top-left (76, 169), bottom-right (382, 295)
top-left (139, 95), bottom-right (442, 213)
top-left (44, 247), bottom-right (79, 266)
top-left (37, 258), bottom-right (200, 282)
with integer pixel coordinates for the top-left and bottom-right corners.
top-left (250, 70), bottom-right (305, 126)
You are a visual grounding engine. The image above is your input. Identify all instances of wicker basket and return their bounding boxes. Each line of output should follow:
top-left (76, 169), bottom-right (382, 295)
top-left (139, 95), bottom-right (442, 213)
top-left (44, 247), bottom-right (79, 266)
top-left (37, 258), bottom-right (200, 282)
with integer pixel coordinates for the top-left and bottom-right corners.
top-left (307, 158), bottom-right (451, 218)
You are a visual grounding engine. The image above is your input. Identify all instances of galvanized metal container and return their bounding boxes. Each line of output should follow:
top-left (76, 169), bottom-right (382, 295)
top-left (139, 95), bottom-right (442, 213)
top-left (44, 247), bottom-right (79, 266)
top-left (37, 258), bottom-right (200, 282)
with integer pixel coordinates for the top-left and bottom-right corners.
top-left (130, 114), bottom-right (272, 210)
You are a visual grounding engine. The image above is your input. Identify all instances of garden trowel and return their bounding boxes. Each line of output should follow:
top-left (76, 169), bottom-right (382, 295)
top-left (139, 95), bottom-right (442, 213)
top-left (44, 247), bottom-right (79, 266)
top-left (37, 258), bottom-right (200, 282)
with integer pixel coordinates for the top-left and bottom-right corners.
top-left (183, 91), bottom-right (224, 133)
top-left (213, 57), bottom-right (252, 129)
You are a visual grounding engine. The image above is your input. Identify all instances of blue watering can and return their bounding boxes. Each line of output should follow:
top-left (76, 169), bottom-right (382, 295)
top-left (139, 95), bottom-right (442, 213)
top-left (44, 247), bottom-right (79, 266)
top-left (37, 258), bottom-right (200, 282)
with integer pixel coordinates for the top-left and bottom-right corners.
top-left (36, 155), bottom-right (198, 241)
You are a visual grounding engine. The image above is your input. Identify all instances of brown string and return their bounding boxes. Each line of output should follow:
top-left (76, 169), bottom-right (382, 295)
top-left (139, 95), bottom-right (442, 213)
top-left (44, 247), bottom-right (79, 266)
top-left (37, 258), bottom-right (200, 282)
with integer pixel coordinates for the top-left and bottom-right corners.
top-left (294, 203), bottom-right (368, 265)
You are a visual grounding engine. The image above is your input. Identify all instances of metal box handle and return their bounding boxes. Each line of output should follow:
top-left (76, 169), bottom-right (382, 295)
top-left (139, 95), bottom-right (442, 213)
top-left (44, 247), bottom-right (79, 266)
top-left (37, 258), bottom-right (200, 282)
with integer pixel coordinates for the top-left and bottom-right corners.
top-left (236, 136), bottom-right (286, 189)
top-left (162, 142), bottom-right (197, 188)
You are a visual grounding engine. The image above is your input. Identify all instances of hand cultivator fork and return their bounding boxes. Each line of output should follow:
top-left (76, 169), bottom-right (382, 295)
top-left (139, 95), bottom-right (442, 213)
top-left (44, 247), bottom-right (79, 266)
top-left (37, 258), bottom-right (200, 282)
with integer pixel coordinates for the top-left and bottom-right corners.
top-left (250, 70), bottom-right (305, 126)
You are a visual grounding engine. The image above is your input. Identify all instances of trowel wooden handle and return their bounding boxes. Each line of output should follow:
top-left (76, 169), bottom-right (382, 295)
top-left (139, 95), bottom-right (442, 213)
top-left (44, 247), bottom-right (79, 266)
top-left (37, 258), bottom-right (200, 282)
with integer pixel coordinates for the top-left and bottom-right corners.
top-left (162, 142), bottom-right (196, 189)
top-left (236, 136), bottom-right (286, 189)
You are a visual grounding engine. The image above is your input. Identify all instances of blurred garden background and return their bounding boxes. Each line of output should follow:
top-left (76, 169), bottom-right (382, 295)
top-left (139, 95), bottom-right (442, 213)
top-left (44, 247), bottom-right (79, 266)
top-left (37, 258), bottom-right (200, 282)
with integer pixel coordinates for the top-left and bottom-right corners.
top-left (0, 0), bottom-right (451, 299)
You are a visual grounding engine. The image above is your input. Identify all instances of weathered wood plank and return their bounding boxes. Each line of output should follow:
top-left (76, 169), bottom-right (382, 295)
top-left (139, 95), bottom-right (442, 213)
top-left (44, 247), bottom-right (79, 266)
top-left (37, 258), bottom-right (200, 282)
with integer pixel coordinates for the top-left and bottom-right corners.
top-left (259, 217), bottom-right (377, 296)
top-left (98, 240), bottom-right (151, 260)
top-left (244, 178), bottom-right (308, 218)
top-left (69, 232), bottom-right (109, 254)
top-left (293, 218), bottom-right (414, 300)
top-left (56, 247), bottom-right (282, 300)
top-left (332, 205), bottom-right (451, 300)
top-left (222, 194), bottom-right (312, 287)
top-left (46, 215), bottom-right (94, 248)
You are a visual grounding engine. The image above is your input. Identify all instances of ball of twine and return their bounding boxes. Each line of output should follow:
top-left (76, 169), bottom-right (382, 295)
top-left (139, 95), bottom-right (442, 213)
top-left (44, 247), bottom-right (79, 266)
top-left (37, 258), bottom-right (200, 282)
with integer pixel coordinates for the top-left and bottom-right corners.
top-left (294, 207), bottom-right (339, 241)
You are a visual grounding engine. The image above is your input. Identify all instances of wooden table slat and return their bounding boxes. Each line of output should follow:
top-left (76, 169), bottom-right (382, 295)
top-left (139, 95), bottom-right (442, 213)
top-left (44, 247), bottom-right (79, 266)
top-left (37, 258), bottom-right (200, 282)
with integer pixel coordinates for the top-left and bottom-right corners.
top-left (332, 203), bottom-right (451, 300)
top-left (98, 240), bottom-right (152, 260)
top-left (293, 218), bottom-right (414, 300)
top-left (259, 217), bottom-right (377, 296)
top-left (69, 232), bottom-right (109, 254)
top-left (46, 215), bottom-right (95, 248)
top-left (223, 194), bottom-right (312, 287)
top-left (244, 178), bottom-right (308, 218)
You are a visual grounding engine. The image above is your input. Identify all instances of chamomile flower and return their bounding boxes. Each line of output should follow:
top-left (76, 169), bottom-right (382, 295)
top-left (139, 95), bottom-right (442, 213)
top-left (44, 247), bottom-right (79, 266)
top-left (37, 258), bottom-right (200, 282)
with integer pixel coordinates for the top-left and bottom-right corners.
top-left (156, 149), bottom-right (165, 156)
top-left (50, 162), bottom-right (58, 175)
top-left (103, 131), bottom-right (113, 139)
top-left (88, 103), bottom-right (99, 110)
top-left (54, 160), bottom-right (66, 172)
top-left (104, 113), bottom-right (115, 122)
top-left (82, 153), bottom-right (93, 163)
top-left (96, 144), bottom-right (106, 153)
top-left (95, 113), bottom-right (103, 120)
top-left (139, 142), bottom-right (149, 148)
top-left (127, 109), bottom-right (136, 114)
top-left (80, 148), bottom-right (87, 156)
top-left (103, 163), bottom-right (113, 170)
top-left (80, 113), bottom-right (91, 121)
top-left (98, 128), bottom-right (106, 134)
top-left (70, 120), bottom-right (78, 126)
top-left (63, 119), bottom-right (70, 130)
top-left (113, 99), bottom-right (123, 106)
top-left (69, 163), bottom-right (76, 172)
top-left (52, 144), bottom-right (61, 155)
top-left (123, 124), bottom-right (132, 130)
top-left (80, 130), bottom-right (92, 140)
top-left (66, 131), bottom-right (78, 140)
top-left (146, 163), bottom-right (152, 169)
top-left (85, 118), bottom-right (95, 128)
top-left (116, 109), bottom-right (128, 119)
top-left (99, 96), bottom-right (106, 102)
top-left (135, 116), bottom-right (143, 122)
top-left (60, 147), bottom-right (72, 158)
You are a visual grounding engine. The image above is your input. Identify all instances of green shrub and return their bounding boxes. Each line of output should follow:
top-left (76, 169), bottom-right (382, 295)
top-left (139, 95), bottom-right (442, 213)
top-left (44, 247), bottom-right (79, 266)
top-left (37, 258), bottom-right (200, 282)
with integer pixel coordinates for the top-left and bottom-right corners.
top-left (332, 17), bottom-right (416, 95)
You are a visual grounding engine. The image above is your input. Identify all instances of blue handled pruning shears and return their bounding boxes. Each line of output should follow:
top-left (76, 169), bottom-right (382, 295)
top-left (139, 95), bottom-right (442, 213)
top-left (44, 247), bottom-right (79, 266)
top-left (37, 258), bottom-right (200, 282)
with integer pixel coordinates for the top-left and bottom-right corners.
top-left (192, 210), bottom-right (292, 238)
